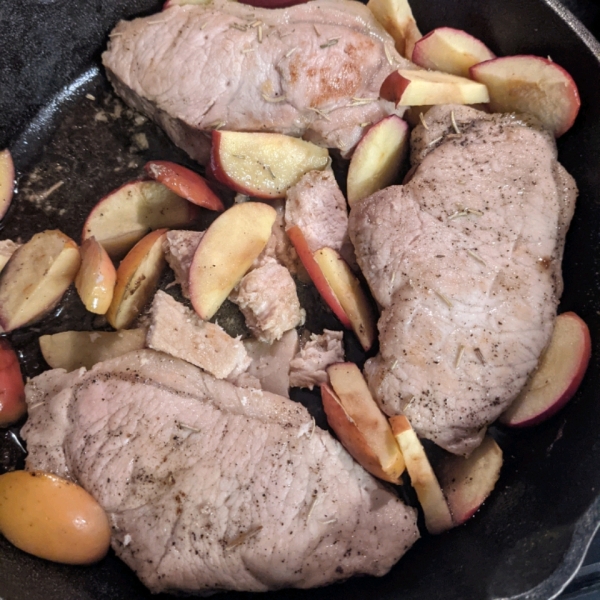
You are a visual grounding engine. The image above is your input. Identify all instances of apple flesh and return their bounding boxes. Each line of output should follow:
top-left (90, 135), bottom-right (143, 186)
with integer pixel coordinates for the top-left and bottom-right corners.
top-left (390, 415), bottom-right (453, 534)
top-left (144, 160), bottom-right (224, 212)
top-left (189, 202), bottom-right (276, 320)
top-left (347, 115), bottom-right (409, 206)
top-left (0, 339), bottom-right (26, 426)
top-left (366, 0), bottom-right (422, 59)
top-left (380, 69), bottom-right (490, 107)
top-left (0, 230), bottom-right (81, 333)
top-left (470, 55), bottom-right (580, 137)
top-left (436, 435), bottom-right (503, 526)
top-left (75, 237), bottom-right (117, 315)
top-left (82, 180), bottom-right (198, 260)
top-left (39, 329), bottom-right (147, 372)
top-left (286, 226), bottom-right (352, 328)
top-left (210, 131), bottom-right (330, 199)
top-left (106, 229), bottom-right (167, 330)
top-left (322, 362), bottom-right (405, 483)
top-left (0, 149), bottom-right (15, 221)
top-left (500, 311), bottom-right (591, 427)
top-left (411, 27), bottom-right (495, 78)
top-left (313, 247), bottom-right (377, 351)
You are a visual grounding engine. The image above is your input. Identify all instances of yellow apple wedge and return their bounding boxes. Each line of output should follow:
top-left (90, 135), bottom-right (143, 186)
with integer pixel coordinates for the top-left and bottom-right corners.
top-left (106, 229), bottom-right (167, 330)
top-left (39, 329), bottom-right (147, 372)
top-left (0, 149), bottom-right (15, 221)
top-left (0, 230), bottom-right (81, 333)
top-left (189, 202), bottom-right (277, 320)
top-left (313, 248), bottom-right (377, 351)
top-left (366, 0), bottom-right (422, 59)
top-left (381, 69), bottom-right (490, 107)
top-left (82, 180), bottom-right (198, 260)
top-left (347, 115), bottom-right (409, 206)
top-left (323, 362), bottom-right (405, 483)
top-left (75, 237), bottom-right (117, 315)
top-left (390, 415), bottom-right (454, 534)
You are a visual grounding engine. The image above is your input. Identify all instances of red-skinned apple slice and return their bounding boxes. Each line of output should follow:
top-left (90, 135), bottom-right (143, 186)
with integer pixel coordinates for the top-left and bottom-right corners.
top-left (144, 160), bottom-right (224, 212)
top-left (0, 338), bottom-right (26, 426)
top-left (366, 0), bottom-right (422, 59)
top-left (470, 55), bottom-right (580, 137)
top-left (0, 230), bottom-right (81, 333)
top-left (390, 415), bottom-right (453, 534)
top-left (106, 229), bottom-right (167, 330)
top-left (347, 115), bottom-right (409, 206)
top-left (189, 202), bottom-right (276, 320)
top-left (381, 69), bottom-right (490, 107)
top-left (313, 247), bottom-right (376, 351)
top-left (210, 131), bottom-right (330, 199)
top-left (322, 362), bottom-right (405, 483)
top-left (75, 237), bottom-right (117, 315)
top-left (82, 180), bottom-right (198, 260)
top-left (436, 435), bottom-right (503, 526)
top-left (286, 226), bottom-right (352, 328)
top-left (411, 27), bottom-right (495, 78)
top-left (500, 311), bottom-right (591, 427)
top-left (0, 149), bottom-right (15, 221)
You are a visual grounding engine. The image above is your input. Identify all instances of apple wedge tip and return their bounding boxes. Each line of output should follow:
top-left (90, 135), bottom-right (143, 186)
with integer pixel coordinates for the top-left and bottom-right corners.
top-left (0, 149), bottom-right (15, 222)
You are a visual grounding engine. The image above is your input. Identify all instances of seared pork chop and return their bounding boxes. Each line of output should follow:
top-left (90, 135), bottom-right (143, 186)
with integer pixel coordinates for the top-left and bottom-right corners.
top-left (101, 0), bottom-right (410, 163)
top-left (349, 106), bottom-right (577, 455)
top-left (22, 350), bottom-right (419, 593)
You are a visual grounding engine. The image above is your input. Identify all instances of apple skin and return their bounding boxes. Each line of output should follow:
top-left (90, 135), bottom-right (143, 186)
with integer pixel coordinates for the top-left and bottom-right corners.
top-left (411, 27), bottom-right (495, 78)
top-left (0, 149), bottom-right (15, 222)
top-left (144, 160), bottom-right (224, 212)
top-left (500, 311), bottom-right (591, 427)
top-left (0, 338), bottom-right (26, 427)
top-left (286, 226), bottom-right (352, 328)
top-left (470, 55), bottom-right (580, 137)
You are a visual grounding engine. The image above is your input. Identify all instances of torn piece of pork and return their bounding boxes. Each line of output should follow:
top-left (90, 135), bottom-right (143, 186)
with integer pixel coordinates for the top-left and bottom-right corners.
top-left (101, 0), bottom-right (410, 164)
top-left (163, 230), bottom-right (204, 298)
top-left (230, 259), bottom-right (305, 344)
top-left (22, 350), bottom-right (419, 593)
top-left (147, 290), bottom-right (250, 379)
top-left (285, 169), bottom-right (355, 266)
top-left (349, 106), bottom-right (577, 455)
top-left (289, 329), bottom-right (344, 389)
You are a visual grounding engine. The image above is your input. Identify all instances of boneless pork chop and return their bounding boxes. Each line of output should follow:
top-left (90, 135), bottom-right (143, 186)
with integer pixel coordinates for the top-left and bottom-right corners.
top-left (101, 0), bottom-right (410, 163)
top-left (349, 106), bottom-right (577, 456)
top-left (22, 350), bottom-right (419, 593)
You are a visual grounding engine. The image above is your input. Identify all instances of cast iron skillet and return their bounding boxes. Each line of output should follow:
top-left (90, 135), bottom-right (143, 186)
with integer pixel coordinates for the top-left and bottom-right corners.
top-left (1, 0), bottom-right (600, 598)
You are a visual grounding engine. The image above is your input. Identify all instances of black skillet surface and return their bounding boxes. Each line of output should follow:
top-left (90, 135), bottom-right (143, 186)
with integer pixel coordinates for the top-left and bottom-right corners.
top-left (1, 0), bottom-right (600, 599)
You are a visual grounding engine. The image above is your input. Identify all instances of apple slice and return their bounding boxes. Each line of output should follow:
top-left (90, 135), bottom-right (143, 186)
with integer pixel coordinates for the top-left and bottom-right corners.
top-left (313, 248), bottom-right (377, 351)
top-left (500, 312), bottom-right (591, 427)
top-left (0, 230), bottom-right (81, 333)
top-left (436, 435), bottom-right (503, 526)
top-left (347, 115), bottom-right (409, 206)
top-left (0, 339), bottom-right (26, 426)
top-left (322, 362), bottom-right (405, 483)
top-left (381, 69), bottom-right (490, 107)
top-left (366, 0), bottom-right (422, 59)
top-left (0, 149), bottom-right (15, 221)
top-left (470, 55), bottom-right (580, 137)
top-left (210, 131), bottom-right (330, 199)
top-left (286, 226), bottom-right (351, 328)
top-left (82, 180), bottom-right (198, 260)
top-left (106, 229), bottom-right (167, 330)
top-left (189, 202), bottom-right (276, 320)
top-left (411, 27), bottom-right (495, 78)
top-left (39, 329), bottom-right (147, 372)
top-left (390, 415), bottom-right (453, 534)
top-left (144, 160), bottom-right (225, 212)
top-left (75, 237), bottom-right (117, 315)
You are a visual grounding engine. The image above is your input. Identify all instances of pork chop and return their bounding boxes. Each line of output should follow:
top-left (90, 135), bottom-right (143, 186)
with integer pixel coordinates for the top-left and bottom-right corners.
top-left (101, 0), bottom-right (410, 164)
top-left (349, 106), bottom-right (577, 455)
top-left (21, 350), bottom-right (419, 593)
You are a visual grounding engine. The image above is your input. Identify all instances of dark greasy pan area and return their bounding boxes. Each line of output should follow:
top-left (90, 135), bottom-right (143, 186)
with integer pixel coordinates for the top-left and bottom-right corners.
top-left (1, 0), bottom-right (600, 598)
